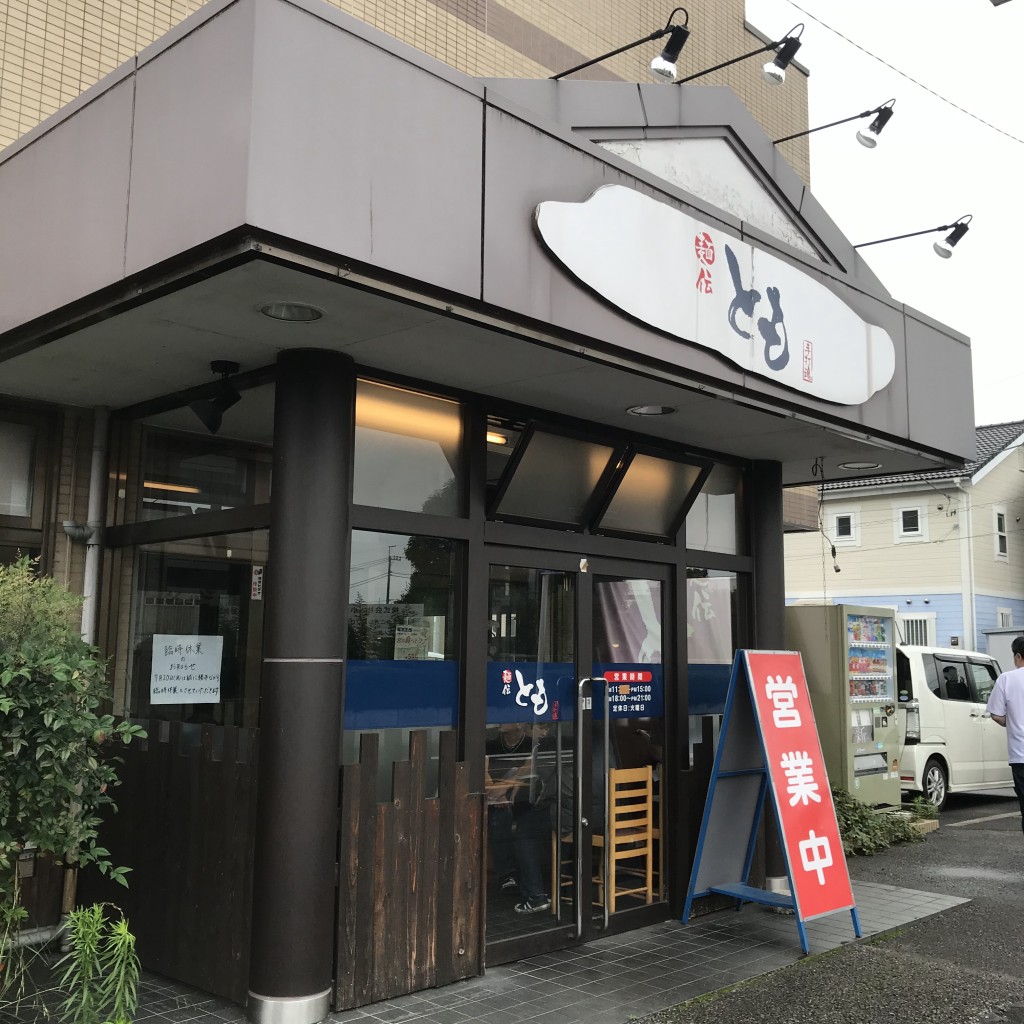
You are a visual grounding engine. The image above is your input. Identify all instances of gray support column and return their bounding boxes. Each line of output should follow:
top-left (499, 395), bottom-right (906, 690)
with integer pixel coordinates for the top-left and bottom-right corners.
top-left (749, 460), bottom-right (788, 886)
top-left (248, 350), bottom-right (355, 1024)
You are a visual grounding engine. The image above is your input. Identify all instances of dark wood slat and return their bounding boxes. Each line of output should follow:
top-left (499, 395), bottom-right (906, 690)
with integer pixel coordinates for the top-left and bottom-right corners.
top-left (407, 732), bottom-right (435, 992)
top-left (334, 761), bottom-right (361, 1008)
top-left (352, 734), bottom-right (379, 1007)
top-left (433, 732), bottom-right (458, 986)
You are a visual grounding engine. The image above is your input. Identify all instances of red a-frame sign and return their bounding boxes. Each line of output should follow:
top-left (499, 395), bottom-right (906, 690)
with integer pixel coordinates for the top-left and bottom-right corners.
top-left (682, 650), bottom-right (860, 953)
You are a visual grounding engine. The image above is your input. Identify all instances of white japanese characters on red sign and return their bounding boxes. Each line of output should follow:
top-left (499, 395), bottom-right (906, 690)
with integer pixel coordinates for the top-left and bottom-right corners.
top-left (602, 670), bottom-right (653, 683)
top-left (745, 651), bottom-right (854, 921)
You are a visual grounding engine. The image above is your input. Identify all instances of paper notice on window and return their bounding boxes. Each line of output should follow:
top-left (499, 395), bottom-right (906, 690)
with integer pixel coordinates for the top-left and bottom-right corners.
top-left (150, 634), bottom-right (224, 704)
top-left (394, 623), bottom-right (429, 660)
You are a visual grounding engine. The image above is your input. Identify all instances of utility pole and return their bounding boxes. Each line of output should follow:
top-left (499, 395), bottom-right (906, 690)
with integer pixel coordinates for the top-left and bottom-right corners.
top-left (385, 544), bottom-right (397, 603)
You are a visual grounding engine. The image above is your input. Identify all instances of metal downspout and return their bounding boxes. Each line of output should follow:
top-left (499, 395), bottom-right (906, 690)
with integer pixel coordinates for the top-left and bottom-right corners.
top-left (80, 407), bottom-right (108, 644)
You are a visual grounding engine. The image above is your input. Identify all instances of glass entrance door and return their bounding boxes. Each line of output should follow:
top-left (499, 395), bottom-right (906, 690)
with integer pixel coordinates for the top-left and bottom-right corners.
top-left (590, 574), bottom-right (666, 928)
top-left (483, 555), bottom-right (669, 956)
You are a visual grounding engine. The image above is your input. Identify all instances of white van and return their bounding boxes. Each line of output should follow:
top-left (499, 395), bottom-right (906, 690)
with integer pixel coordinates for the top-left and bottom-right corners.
top-left (896, 645), bottom-right (1010, 810)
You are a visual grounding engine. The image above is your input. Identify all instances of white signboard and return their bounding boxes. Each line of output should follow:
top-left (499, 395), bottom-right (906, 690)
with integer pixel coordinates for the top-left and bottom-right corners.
top-left (535, 184), bottom-right (895, 406)
top-left (150, 634), bottom-right (224, 705)
top-left (394, 623), bottom-right (429, 660)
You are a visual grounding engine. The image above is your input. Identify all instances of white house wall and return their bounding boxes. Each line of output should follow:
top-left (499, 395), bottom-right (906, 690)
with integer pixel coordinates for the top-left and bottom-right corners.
top-left (785, 488), bottom-right (962, 600)
top-left (968, 456), bottom-right (1024, 639)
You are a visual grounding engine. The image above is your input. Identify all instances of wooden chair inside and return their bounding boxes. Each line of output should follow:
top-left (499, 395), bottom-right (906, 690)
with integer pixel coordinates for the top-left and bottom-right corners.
top-left (592, 765), bottom-right (654, 914)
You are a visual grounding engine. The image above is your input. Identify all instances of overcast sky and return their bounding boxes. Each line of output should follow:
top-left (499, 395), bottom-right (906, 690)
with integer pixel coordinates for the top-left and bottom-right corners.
top-left (745, 0), bottom-right (1022, 427)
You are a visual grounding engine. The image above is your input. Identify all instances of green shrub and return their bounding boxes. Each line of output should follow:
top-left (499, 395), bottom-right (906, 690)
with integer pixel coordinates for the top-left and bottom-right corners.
top-left (0, 557), bottom-right (146, 897)
top-left (831, 787), bottom-right (923, 856)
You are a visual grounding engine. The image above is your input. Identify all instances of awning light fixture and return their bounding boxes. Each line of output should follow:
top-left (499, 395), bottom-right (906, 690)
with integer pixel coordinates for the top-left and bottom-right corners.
top-left (854, 215), bottom-right (973, 259)
top-left (260, 302), bottom-right (323, 322)
top-left (677, 23), bottom-right (803, 86)
top-left (626, 405), bottom-right (676, 417)
top-left (855, 100), bottom-right (896, 148)
top-left (189, 360), bottom-right (242, 435)
top-left (762, 26), bottom-right (804, 85)
top-left (551, 7), bottom-right (690, 83)
top-left (773, 99), bottom-right (896, 148)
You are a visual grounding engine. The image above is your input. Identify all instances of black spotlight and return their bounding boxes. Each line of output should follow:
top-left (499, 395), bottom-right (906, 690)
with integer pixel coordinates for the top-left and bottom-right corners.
top-left (189, 360), bottom-right (241, 434)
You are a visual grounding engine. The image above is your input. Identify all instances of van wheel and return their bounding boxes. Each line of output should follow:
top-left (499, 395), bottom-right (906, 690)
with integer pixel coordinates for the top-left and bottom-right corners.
top-left (923, 758), bottom-right (948, 811)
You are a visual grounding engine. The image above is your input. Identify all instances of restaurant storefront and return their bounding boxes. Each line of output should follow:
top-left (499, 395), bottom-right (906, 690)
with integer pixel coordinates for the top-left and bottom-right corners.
top-left (0, 1), bottom-right (974, 1021)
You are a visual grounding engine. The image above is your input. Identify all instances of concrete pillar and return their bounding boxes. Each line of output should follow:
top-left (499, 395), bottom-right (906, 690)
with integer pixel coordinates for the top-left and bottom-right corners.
top-left (248, 350), bottom-right (355, 1024)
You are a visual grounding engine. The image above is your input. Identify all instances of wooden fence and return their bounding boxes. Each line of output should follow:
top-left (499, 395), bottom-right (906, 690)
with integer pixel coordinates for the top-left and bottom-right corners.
top-left (335, 730), bottom-right (485, 1009)
top-left (78, 721), bottom-right (259, 1005)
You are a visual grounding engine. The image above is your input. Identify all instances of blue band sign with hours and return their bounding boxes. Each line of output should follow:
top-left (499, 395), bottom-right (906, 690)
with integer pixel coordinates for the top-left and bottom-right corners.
top-left (535, 185), bottom-right (895, 406)
top-left (485, 664), bottom-right (663, 722)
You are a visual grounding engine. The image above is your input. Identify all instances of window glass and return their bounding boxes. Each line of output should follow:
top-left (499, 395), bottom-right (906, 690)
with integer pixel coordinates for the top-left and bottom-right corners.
top-left (599, 455), bottom-right (704, 537)
top-left (0, 420), bottom-right (34, 518)
top-left (128, 531), bottom-right (268, 728)
top-left (835, 516), bottom-right (852, 538)
top-left (138, 431), bottom-right (272, 521)
top-left (933, 657), bottom-right (970, 701)
top-left (485, 565), bottom-right (575, 934)
top-left (485, 416), bottom-right (525, 509)
top-left (968, 660), bottom-right (997, 703)
top-left (901, 509), bottom-right (920, 534)
top-left (686, 464), bottom-right (746, 555)
top-left (354, 381), bottom-right (462, 516)
top-left (996, 510), bottom-right (1008, 557)
top-left (896, 650), bottom-right (913, 702)
top-left (687, 569), bottom-right (747, 716)
top-left (493, 431), bottom-right (615, 527)
top-left (343, 530), bottom-right (460, 800)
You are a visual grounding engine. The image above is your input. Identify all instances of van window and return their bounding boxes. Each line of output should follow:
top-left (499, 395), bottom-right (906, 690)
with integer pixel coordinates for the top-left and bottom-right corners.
top-left (922, 654), bottom-right (941, 697)
top-left (967, 660), bottom-right (997, 703)
top-left (933, 657), bottom-right (971, 701)
top-left (896, 650), bottom-right (914, 701)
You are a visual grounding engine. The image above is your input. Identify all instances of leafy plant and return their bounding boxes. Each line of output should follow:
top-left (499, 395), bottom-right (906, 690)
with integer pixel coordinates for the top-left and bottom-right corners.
top-left (0, 556), bottom-right (146, 899)
top-left (831, 787), bottom-right (923, 856)
top-left (57, 903), bottom-right (140, 1024)
top-left (908, 794), bottom-right (939, 820)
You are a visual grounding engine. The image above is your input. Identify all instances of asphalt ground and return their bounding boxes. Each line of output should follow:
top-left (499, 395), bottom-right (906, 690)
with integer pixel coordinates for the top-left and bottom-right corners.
top-left (639, 789), bottom-right (1024, 1024)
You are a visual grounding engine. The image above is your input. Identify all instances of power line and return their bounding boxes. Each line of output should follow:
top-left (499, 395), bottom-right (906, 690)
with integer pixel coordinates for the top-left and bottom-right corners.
top-left (781, 1), bottom-right (1024, 147)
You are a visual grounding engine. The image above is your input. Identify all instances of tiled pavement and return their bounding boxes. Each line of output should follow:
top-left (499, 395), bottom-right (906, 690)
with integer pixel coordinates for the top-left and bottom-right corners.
top-left (127, 881), bottom-right (966, 1024)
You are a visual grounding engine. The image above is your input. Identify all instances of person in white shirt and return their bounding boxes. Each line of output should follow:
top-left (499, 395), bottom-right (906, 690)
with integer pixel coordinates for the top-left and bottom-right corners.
top-left (986, 634), bottom-right (1024, 834)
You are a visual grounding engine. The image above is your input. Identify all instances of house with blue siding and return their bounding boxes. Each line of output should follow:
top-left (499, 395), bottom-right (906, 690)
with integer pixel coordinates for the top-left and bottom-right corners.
top-left (785, 421), bottom-right (1024, 655)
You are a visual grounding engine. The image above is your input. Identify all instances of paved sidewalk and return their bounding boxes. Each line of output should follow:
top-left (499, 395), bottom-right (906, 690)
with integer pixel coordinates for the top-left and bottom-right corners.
top-left (131, 881), bottom-right (966, 1024)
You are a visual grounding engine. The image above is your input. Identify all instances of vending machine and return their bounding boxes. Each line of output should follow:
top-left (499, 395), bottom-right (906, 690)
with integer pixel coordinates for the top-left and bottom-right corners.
top-left (785, 604), bottom-right (902, 806)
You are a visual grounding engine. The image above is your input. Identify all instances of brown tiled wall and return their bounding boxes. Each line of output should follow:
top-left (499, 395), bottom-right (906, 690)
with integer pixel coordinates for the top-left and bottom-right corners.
top-left (782, 484), bottom-right (820, 533)
top-left (0, 0), bottom-right (810, 180)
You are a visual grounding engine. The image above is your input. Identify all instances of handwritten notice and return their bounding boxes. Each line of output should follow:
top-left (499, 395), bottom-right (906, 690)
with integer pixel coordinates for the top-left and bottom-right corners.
top-left (150, 633), bottom-right (224, 705)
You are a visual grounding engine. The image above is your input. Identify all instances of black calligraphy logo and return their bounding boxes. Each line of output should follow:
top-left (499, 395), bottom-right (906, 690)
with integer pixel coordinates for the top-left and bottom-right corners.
top-left (758, 286), bottom-right (790, 371)
top-left (724, 245), bottom-right (759, 340)
top-left (724, 245), bottom-right (790, 372)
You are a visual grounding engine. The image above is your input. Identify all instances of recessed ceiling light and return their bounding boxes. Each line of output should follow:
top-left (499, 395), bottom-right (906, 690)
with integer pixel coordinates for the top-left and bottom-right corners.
top-left (626, 405), bottom-right (676, 417)
top-left (259, 302), bottom-right (324, 322)
top-left (486, 432), bottom-right (508, 445)
top-left (839, 461), bottom-right (882, 471)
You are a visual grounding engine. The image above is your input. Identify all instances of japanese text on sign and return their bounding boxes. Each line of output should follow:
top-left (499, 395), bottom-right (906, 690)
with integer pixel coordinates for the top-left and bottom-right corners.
top-left (150, 633), bottom-right (224, 705)
top-left (746, 651), bottom-right (854, 920)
